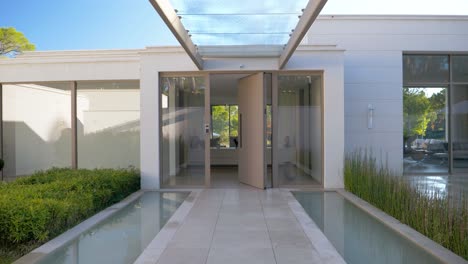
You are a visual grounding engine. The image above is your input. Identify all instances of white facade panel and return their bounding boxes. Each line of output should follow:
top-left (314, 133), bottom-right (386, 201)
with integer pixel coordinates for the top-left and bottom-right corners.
top-left (306, 15), bottom-right (468, 172)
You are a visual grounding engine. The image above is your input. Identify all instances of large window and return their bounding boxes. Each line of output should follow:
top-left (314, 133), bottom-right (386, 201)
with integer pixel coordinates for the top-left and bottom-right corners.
top-left (403, 87), bottom-right (448, 173)
top-left (77, 81), bottom-right (140, 169)
top-left (210, 105), bottom-right (238, 148)
top-left (277, 74), bottom-right (322, 186)
top-left (1, 81), bottom-right (140, 180)
top-left (403, 54), bottom-right (468, 173)
top-left (160, 76), bottom-right (206, 187)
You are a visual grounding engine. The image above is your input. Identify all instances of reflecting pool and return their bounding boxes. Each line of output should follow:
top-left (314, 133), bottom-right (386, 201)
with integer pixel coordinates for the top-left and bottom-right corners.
top-left (293, 192), bottom-right (444, 264)
top-left (37, 192), bottom-right (188, 264)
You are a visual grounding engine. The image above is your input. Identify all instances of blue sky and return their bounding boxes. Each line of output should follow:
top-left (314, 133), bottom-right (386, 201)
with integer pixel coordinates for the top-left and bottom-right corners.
top-left (2, 0), bottom-right (468, 51)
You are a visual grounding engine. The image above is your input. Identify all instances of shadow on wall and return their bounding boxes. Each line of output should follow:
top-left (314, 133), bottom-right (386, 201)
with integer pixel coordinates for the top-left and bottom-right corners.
top-left (3, 121), bottom-right (71, 177)
top-left (3, 119), bottom-right (140, 178)
top-left (77, 119), bottom-right (140, 169)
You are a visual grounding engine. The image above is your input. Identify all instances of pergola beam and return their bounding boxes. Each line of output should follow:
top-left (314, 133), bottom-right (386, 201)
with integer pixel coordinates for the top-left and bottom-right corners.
top-left (279, 0), bottom-right (328, 69)
top-left (149, 0), bottom-right (204, 70)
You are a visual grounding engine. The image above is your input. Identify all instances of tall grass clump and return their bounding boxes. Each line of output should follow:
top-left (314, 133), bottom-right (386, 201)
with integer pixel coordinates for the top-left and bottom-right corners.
top-left (344, 150), bottom-right (468, 260)
top-left (0, 168), bottom-right (140, 263)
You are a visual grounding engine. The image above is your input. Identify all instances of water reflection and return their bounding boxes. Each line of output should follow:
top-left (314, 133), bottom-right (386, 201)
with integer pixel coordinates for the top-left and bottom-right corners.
top-left (37, 192), bottom-right (188, 264)
top-left (294, 192), bottom-right (444, 264)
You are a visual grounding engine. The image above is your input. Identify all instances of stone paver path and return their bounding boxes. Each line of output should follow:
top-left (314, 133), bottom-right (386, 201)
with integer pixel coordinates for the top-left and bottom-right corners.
top-left (145, 187), bottom-right (329, 264)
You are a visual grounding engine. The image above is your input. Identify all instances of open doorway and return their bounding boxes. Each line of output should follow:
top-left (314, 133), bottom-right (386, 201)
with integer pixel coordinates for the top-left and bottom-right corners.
top-left (209, 73), bottom-right (272, 188)
top-left (159, 72), bottom-right (322, 189)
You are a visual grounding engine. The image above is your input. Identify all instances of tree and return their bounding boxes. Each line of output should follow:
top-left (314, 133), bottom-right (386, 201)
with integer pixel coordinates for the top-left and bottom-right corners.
top-left (0, 27), bottom-right (35, 57)
top-left (403, 88), bottom-right (431, 138)
top-left (212, 105), bottom-right (230, 147)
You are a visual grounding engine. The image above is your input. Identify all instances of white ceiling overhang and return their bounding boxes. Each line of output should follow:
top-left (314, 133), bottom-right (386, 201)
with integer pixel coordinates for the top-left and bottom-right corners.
top-left (149, 0), bottom-right (327, 70)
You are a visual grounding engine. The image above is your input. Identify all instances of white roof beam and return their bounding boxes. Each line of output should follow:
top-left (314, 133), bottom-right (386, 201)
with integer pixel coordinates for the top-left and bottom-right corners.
top-left (149, 0), bottom-right (204, 70)
top-left (279, 0), bottom-right (328, 69)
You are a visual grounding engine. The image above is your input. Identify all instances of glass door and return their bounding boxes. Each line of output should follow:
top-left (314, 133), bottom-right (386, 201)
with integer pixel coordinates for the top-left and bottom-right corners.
top-left (450, 55), bottom-right (468, 173)
top-left (160, 74), bottom-right (210, 187)
top-left (276, 73), bottom-right (323, 186)
top-left (451, 84), bottom-right (468, 172)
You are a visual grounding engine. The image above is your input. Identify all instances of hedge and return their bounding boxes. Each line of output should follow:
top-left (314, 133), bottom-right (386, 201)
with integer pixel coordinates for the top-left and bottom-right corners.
top-left (0, 168), bottom-right (139, 252)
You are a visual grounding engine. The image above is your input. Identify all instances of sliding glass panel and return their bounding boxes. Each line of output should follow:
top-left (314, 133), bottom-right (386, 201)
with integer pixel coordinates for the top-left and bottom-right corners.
top-left (451, 85), bottom-right (468, 171)
top-left (277, 75), bottom-right (322, 186)
top-left (265, 73), bottom-right (272, 188)
top-left (403, 55), bottom-right (449, 84)
top-left (161, 76), bottom-right (206, 187)
top-left (2, 83), bottom-right (72, 179)
top-left (452, 55), bottom-right (468, 83)
top-left (403, 87), bottom-right (448, 173)
top-left (76, 81), bottom-right (140, 169)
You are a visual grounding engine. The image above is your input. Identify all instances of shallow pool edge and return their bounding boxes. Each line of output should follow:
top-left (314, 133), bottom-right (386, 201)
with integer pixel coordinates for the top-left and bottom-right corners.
top-left (282, 190), bottom-right (346, 264)
top-left (13, 190), bottom-right (194, 264)
top-left (13, 190), bottom-right (145, 264)
top-left (335, 189), bottom-right (467, 264)
top-left (133, 190), bottom-right (201, 264)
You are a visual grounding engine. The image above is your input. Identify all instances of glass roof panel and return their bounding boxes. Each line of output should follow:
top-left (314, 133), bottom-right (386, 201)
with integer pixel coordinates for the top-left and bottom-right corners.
top-left (168, 0), bottom-right (309, 47)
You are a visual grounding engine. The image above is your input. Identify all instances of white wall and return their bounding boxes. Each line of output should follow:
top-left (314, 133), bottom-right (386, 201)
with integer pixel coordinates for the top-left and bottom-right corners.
top-left (2, 84), bottom-right (72, 177)
top-left (0, 50), bottom-right (140, 82)
top-left (306, 15), bottom-right (468, 172)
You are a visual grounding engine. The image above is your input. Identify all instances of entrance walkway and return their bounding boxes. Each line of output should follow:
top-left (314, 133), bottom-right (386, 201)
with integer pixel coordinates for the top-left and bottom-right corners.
top-left (136, 187), bottom-right (344, 264)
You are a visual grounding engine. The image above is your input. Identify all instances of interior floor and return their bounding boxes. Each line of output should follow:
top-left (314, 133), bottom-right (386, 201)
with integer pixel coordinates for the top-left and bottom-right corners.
top-left (279, 163), bottom-right (321, 185)
top-left (211, 166), bottom-right (240, 188)
top-left (163, 166), bottom-right (205, 187)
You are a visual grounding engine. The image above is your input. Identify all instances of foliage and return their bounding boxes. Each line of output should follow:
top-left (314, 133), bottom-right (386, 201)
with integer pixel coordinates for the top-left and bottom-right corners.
top-left (344, 151), bottom-right (468, 260)
top-left (212, 105), bottom-right (230, 147)
top-left (403, 88), bottom-right (431, 137)
top-left (0, 27), bottom-right (35, 57)
top-left (403, 88), bottom-right (446, 140)
top-left (0, 168), bottom-right (140, 262)
top-left (211, 105), bottom-right (238, 147)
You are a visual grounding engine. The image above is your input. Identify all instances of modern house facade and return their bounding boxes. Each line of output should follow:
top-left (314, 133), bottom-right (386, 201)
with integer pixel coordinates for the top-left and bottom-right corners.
top-left (0, 14), bottom-right (467, 190)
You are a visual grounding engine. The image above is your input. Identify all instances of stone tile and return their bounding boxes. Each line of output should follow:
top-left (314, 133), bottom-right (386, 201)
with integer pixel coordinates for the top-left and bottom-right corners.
top-left (206, 247), bottom-right (276, 264)
top-left (134, 247), bottom-right (165, 264)
top-left (211, 229), bottom-right (271, 249)
top-left (266, 217), bottom-right (302, 231)
top-left (215, 214), bottom-right (267, 230)
top-left (156, 248), bottom-right (209, 264)
top-left (268, 229), bottom-right (313, 248)
top-left (262, 206), bottom-right (296, 219)
top-left (274, 247), bottom-right (322, 264)
top-left (167, 227), bottom-right (214, 248)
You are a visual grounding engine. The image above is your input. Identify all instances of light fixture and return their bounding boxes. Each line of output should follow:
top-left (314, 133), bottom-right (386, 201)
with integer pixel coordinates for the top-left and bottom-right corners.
top-left (368, 104), bottom-right (375, 129)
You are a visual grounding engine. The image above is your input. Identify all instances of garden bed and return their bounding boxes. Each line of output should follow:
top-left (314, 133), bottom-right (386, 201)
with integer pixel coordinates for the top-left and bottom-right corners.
top-left (0, 168), bottom-right (140, 263)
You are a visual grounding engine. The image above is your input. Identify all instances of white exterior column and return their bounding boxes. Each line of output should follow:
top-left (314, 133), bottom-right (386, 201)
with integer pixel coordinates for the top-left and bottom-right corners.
top-left (140, 59), bottom-right (161, 189)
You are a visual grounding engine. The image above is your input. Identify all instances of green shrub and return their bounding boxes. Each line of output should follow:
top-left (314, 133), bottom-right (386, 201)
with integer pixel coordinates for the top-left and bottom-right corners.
top-left (344, 151), bottom-right (468, 260)
top-left (0, 168), bottom-right (139, 248)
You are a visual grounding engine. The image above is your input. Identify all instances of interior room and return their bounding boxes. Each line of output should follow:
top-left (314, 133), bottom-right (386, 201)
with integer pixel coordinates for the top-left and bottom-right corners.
top-left (209, 73), bottom-right (249, 187)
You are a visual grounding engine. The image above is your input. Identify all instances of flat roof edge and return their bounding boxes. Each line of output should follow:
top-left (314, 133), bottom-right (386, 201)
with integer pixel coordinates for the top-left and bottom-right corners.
top-left (317, 14), bottom-right (468, 20)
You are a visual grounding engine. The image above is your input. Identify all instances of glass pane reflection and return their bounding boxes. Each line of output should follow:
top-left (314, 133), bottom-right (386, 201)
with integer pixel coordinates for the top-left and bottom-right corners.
top-left (403, 87), bottom-right (448, 173)
top-left (277, 75), bottom-right (322, 186)
top-left (161, 76), bottom-right (206, 186)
